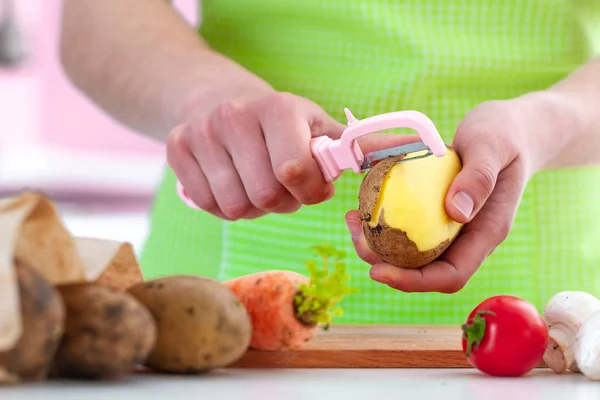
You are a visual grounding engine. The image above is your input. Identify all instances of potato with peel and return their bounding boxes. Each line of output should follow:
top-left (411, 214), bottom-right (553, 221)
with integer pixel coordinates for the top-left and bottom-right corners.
top-left (51, 283), bottom-right (157, 379)
top-left (0, 262), bottom-right (65, 382)
top-left (127, 275), bottom-right (252, 373)
top-left (358, 146), bottom-right (463, 268)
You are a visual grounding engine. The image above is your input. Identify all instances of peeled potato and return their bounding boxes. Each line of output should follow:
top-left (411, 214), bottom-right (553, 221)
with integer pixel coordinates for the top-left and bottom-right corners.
top-left (358, 146), bottom-right (463, 268)
top-left (128, 275), bottom-right (252, 373)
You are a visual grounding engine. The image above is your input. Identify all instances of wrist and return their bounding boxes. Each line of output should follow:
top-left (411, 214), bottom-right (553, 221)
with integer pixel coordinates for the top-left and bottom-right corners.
top-left (170, 49), bottom-right (275, 126)
top-left (515, 90), bottom-right (587, 173)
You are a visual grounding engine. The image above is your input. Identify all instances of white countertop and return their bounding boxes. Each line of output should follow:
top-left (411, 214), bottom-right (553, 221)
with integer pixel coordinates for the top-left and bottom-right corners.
top-left (1, 368), bottom-right (599, 399)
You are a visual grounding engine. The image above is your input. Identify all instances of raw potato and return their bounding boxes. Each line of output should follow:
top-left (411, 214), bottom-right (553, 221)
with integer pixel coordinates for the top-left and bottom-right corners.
top-left (128, 275), bottom-right (252, 373)
top-left (51, 283), bottom-right (156, 379)
top-left (358, 147), bottom-right (463, 269)
top-left (0, 262), bottom-right (65, 382)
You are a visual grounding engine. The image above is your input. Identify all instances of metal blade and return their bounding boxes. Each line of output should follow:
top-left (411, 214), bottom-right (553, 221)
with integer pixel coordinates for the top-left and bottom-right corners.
top-left (361, 141), bottom-right (431, 170)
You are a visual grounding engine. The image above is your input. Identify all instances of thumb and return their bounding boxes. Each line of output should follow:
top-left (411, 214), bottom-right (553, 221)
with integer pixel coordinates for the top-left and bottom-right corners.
top-left (309, 104), bottom-right (422, 152)
top-left (315, 119), bottom-right (421, 153)
top-left (307, 106), bottom-right (347, 140)
top-left (356, 132), bottom-right (421, 154)
top-left (445, 142), bottom-right (502, 224)
top-left (308, 105), bottom-right (429, 162)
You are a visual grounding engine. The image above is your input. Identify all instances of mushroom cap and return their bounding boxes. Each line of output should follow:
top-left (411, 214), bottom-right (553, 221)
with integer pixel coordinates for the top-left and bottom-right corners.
top-left (544, 291), bottom-right (600, 327)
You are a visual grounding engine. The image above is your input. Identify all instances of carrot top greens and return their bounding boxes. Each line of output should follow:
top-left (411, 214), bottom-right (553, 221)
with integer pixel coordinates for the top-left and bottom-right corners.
top-left (294, 244), bottom-right (358, 329)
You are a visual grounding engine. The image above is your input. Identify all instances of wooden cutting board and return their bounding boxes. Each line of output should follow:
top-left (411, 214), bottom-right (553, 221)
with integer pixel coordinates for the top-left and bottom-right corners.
top-left (229, 324), bottom-right (471, 368)
top-left (230, 324), bottom-right (548, 369)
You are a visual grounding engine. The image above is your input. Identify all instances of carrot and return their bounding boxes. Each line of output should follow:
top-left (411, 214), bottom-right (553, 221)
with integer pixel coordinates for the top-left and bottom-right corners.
top-left (223, 244), bottom-right (358, 351)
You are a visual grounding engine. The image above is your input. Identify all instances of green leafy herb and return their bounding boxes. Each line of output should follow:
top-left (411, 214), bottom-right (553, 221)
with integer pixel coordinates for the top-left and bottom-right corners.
top-left (294, 243), bottom-right (358, 329)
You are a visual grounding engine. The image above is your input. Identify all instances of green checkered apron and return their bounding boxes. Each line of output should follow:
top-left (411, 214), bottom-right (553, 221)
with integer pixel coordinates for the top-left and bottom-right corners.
top-left (140, 0), bottom-right (600, 324)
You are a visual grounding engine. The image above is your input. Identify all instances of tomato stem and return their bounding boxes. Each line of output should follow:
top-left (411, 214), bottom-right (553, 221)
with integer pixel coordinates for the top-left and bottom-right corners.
top-left (461, 310), bottom-right (496, 357)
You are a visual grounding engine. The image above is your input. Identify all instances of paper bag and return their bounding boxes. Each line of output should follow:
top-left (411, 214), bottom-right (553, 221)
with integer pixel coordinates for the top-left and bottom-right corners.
top-left (0, 191), bottom-right (144, 355)
top-left (0, 192), bottom-right (87, 285)
top-left (75, 237), bottom-right (144, 290)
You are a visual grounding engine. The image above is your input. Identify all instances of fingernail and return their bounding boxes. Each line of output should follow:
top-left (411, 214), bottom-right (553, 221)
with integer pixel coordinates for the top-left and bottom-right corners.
top-left (452, 191), bottom-right (474, 219)
top-left (345, 218), bottom-right (361, 240)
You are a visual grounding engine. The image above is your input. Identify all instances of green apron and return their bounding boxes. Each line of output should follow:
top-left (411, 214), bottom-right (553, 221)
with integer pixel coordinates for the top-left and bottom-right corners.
top-left (140, 0), bottom-right (600, 325)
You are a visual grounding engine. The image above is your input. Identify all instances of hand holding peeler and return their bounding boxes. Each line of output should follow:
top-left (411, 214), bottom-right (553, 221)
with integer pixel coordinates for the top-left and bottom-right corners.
top-left (176, 108), bottom-right (446, 209)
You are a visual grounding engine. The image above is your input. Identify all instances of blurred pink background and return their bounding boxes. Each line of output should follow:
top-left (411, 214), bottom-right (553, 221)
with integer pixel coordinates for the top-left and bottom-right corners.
top-left (0, 0), bottom-right (198, 203)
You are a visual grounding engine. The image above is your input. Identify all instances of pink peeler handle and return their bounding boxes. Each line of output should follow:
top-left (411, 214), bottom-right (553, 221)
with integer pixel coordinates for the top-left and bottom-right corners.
top-left (175, 108), bottom-right (445, 208)
top-left (310, 108), bottom-right (446, 182)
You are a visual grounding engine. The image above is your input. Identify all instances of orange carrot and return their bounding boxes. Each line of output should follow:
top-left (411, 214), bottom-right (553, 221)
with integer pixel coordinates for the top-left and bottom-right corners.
top-left (223, 244), bottom-right (357, 351)
top-left (224, 269), bottom-right (312, 350)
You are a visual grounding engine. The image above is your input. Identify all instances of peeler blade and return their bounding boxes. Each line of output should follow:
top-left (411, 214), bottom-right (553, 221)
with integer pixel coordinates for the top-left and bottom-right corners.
top-left (361, 141), bottom-right (432, 171)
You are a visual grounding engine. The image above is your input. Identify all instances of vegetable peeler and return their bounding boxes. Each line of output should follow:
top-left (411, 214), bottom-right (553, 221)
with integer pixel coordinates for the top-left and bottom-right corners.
top-left (176, 108), bottom-right (446, 209)
top-left (309, 108), bottom-right (446, 182)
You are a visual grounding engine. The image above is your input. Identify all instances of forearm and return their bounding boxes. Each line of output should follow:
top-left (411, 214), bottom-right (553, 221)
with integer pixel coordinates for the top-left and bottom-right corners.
top-left (60, 0), bottom-right (273, 141)
top-left (534, 56), bottom-right (600, 170)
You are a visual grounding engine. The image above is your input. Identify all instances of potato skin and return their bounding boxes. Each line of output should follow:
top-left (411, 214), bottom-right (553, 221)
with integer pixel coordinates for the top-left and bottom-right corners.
top-left (363, 210), bottom-right (453, 268)
top-left (0, 262), bottom-right (65, 382)
top-left (51, 283), bottom-right (156, 379)
top-left (358, 155), bottom-right (459, 269)
top-left (128, 275), bottom-right (252, 373)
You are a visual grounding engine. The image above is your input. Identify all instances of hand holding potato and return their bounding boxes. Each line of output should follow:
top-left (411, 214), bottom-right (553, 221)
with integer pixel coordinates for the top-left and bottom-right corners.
top-left (346, 94), bottom-right (561, 293)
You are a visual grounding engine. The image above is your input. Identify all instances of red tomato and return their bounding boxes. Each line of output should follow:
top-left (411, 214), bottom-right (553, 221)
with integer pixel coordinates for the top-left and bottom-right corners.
top-left (461, 295), bottom-right (548, 377)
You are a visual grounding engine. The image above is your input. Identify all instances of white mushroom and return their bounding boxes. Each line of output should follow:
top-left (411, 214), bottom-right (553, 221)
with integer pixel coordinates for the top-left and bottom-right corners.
top-left (574, 310), bottom-right (600, 380)
top-left (542, 291), bottom-right (600, 374)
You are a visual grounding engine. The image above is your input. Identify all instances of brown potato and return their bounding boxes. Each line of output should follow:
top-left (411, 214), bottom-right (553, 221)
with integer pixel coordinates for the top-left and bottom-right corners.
top-left (358, 148), bottom-right (463, 269)
top-left (128, 275), bottom-right (252, 373)
top-left (0, 262), bottom-right (65, 382)
top-left (51, 283), bottom-right (156, 379)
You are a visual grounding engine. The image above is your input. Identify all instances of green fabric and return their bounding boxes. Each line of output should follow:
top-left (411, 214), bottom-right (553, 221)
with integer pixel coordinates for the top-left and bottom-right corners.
top-left (141, 0), bottom-right (600, 325)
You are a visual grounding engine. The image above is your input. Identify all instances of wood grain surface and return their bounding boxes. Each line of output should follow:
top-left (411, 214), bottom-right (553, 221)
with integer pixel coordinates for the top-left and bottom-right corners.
top-left (230, 324), bottom-right (549, 369)
top-left (229, 324), bottom-right (472, 368)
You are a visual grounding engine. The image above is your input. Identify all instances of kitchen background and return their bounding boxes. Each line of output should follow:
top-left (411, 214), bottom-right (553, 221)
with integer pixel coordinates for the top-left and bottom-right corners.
top-left (0, 0), bottom-right (198, 255)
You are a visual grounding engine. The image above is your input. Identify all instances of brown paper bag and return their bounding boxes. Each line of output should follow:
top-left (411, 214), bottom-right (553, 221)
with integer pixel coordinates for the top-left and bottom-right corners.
top-left (75, 237), bottom-right (144, 291)
top-left (0, 192), bottom-right (144, 356)
top-left (0, 192), bottom-right (87, 285)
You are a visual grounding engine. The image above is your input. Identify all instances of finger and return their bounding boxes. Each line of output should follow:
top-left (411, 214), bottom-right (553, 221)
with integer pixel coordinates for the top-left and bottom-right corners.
top-left (166, 124), bottom-right (231, 220)
top-left (368, 232), bottom-right (472, 293)
top-left (445, 123), bottom-right (513, 224)
top-left (260, 93), bottom-right (335, 205)
top-left (344, 210), bottom-right (382, 265)
top-left (191, 119), bottom-right (266, 220)
top-left (217, 99), bottom-right (301, 214)
top-left (371, 164), bottom-right (524, 293)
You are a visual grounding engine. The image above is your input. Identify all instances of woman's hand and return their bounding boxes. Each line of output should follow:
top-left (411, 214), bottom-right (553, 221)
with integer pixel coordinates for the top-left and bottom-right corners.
top-left (345, 93), bottom-right (566, 293)
top-left (168, 92), bottom-right (415, 221)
